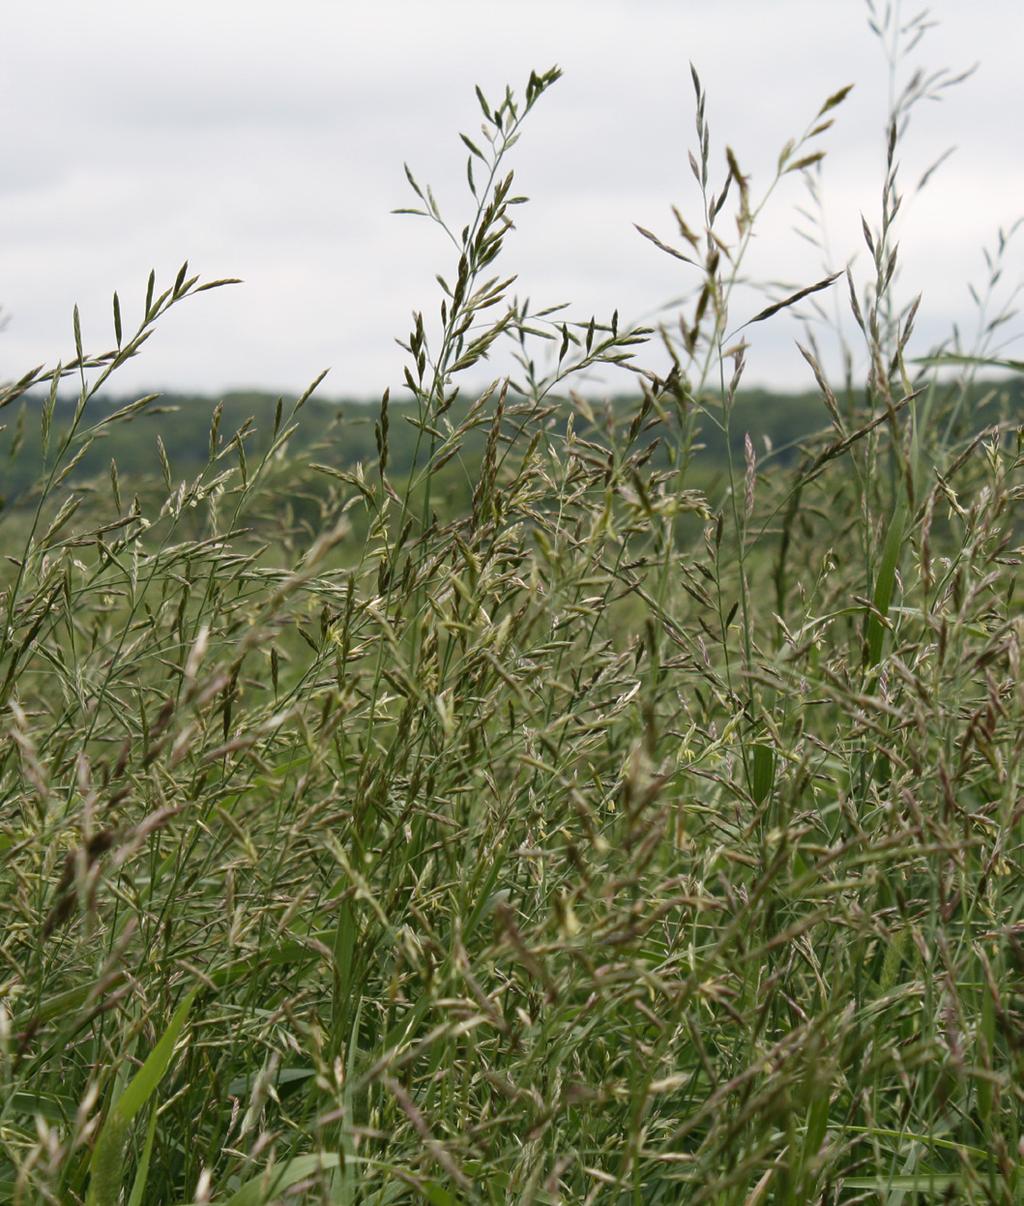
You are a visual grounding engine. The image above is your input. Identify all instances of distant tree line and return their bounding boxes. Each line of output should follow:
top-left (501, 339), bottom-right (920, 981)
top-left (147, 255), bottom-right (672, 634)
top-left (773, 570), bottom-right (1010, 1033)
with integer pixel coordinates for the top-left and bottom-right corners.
top-left (2, 378), bottom-right (1020, 512)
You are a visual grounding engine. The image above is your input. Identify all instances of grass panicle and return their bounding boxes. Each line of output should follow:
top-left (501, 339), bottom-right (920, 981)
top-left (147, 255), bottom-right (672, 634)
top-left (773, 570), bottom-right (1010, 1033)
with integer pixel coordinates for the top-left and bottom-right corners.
top-left (1, 12), bottom-right (1023, 1204)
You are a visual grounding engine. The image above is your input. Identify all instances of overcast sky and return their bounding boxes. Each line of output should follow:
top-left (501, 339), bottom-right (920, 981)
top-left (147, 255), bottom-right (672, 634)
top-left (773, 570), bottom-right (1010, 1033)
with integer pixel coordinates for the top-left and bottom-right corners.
top-left (1, 0), bottom-right (1020, 400)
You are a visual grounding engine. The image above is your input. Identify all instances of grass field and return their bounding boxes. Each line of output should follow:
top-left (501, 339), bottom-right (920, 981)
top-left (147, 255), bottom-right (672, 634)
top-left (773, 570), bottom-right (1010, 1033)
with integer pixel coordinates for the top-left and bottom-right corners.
top-left (2, 12), bottom-right (1023, 1204)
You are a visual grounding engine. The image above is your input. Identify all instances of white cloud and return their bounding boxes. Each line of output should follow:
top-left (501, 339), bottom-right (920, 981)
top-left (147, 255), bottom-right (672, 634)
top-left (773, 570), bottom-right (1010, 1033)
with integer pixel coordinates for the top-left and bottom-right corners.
top-left (1, 0), bottom-right (1019, 398)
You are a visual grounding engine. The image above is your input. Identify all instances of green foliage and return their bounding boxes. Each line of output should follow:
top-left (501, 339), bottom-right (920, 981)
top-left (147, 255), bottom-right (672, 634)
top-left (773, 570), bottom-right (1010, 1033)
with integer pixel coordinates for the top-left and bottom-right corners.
top-left (2, 15), bottom-right (1023, 1205)
top-left (87, 991), bottom-right (196, 1206)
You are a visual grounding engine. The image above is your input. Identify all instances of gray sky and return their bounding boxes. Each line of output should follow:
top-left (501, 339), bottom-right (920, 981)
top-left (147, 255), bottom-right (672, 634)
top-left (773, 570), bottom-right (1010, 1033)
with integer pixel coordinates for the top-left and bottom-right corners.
top-left (2, 0), bottom-right (1020, 399)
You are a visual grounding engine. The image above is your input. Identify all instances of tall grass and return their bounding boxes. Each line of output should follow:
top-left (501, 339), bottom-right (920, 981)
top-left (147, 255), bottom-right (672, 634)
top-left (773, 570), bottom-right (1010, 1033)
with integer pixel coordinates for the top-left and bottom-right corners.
top-left (1, 7), bottom-right (1022, 1203)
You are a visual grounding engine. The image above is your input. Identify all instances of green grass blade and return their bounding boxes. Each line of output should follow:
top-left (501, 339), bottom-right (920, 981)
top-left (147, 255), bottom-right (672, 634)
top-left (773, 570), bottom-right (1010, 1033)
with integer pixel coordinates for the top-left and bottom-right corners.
top-left (867, 499), bottom-right (906, 667)
top-left (218, 1153), bottom-right (341, 1206)
top-left (126, 1104), bottom-right (159, 1206)
top-left (750, 742), bottom-right (776, 803)
top-left (843, 1174), bottom-right (965, 1193)
top-left (86, 989), bottom-right (196, 1206)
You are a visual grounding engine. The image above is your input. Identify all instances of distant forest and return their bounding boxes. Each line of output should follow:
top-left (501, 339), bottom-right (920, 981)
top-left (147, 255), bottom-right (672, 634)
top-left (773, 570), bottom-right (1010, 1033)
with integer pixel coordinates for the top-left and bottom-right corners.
top-left (2, 378), bottom-right (1021, 511)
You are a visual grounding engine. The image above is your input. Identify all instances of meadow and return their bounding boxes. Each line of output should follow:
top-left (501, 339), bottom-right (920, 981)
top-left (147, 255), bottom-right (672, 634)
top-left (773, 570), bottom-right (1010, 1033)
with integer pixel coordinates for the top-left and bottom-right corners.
top-left (1, 12), bottom-right (1023, 1204)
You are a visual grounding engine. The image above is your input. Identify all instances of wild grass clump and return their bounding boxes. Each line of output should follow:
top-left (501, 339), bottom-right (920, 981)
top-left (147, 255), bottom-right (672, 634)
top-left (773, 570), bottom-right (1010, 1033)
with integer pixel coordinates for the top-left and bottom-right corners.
top-left (1, 8), bottom-right (1022, 1203)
